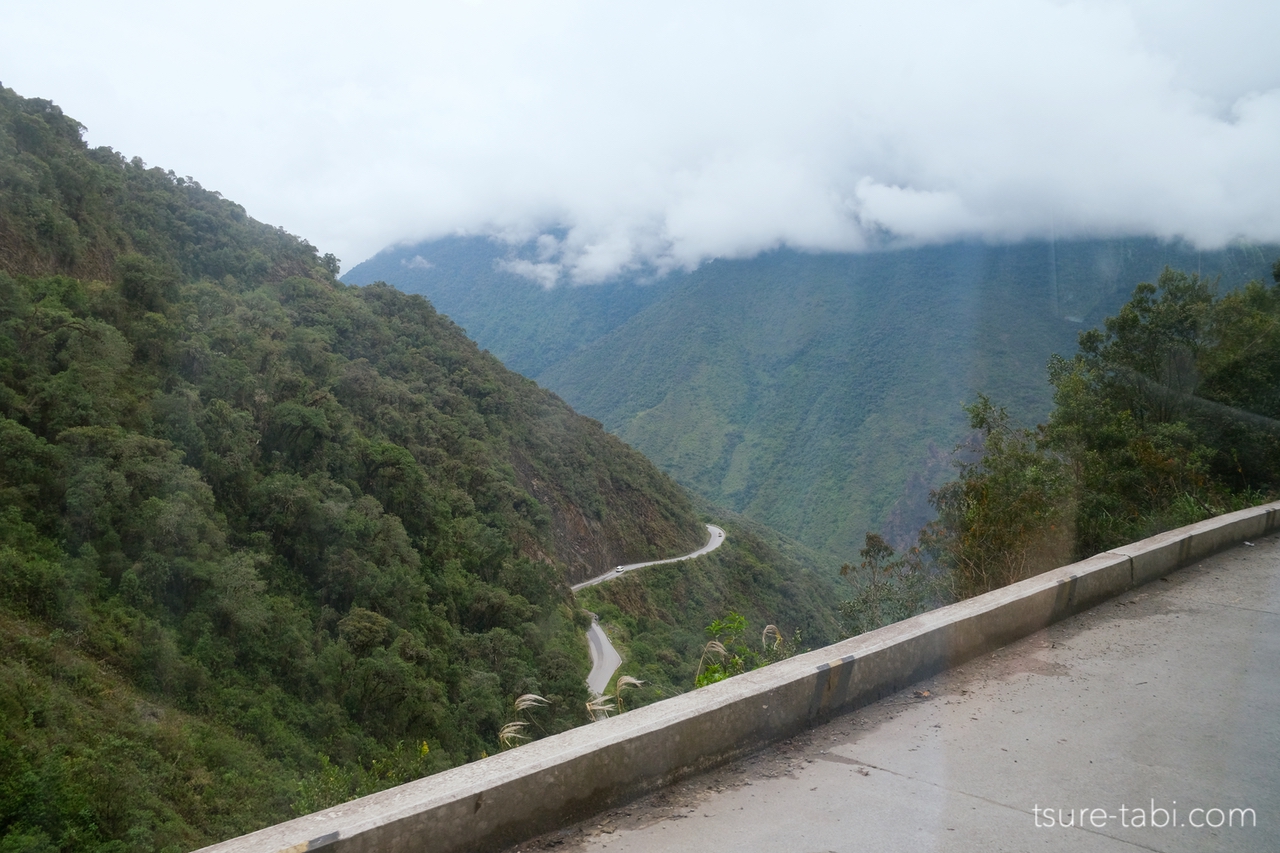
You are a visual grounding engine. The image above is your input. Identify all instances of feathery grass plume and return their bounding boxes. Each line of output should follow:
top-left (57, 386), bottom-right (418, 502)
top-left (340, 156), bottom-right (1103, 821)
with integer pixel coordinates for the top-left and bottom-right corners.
top-left (514, 693), bottom-right (549, 712)
top-left (513, 693), bottom-right (552, 737)
top-left (498, 721), bottom-right (529, 748)
top-left (761, 624), bottom-right (782, 649)
top-left (586, 695), bottom-right (616, 721)
top-left (613, 675), bottom-right (645, 713)
top-left (695, 639), bottom-right (728, 686)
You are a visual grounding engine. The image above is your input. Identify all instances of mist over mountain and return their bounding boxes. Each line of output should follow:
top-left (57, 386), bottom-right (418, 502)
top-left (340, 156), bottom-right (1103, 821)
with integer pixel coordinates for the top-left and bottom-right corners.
top-left (7, 3), bottom-right (1279, 273)
top-left (347, 236), bottom-right (1279, 559)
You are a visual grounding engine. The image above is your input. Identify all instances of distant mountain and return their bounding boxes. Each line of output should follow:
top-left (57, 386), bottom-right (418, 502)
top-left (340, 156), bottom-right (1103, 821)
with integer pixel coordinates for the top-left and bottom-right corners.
top-left (347, 236), bottom-right (1279, 561)
top-left (344, 236), bottom-right (668, 376)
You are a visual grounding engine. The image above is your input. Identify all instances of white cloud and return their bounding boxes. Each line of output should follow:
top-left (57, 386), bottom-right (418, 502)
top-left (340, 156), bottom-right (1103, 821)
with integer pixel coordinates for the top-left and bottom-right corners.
top-left (2, 1), bottom-right (1278, 282)
top-left (497, 259), bottom-right (561, 289)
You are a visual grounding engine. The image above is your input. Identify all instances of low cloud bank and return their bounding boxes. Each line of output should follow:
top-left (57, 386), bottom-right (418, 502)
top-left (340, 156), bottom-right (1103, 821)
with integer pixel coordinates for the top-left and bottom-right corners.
top-left (5, 1), bottom-right (1279, 283)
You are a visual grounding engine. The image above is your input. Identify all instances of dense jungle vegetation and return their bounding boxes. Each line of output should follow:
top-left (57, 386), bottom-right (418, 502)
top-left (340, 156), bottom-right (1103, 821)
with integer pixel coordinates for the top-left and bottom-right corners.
top-left (0, 86), bottom-right (731, 851)
top-left (840, 262), bottom-right (1280, 632)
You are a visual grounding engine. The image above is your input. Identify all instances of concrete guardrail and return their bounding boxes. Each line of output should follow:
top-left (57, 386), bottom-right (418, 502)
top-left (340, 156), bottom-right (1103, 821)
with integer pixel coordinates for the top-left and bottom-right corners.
top-left (200, 500), bottom-right (1280, 853)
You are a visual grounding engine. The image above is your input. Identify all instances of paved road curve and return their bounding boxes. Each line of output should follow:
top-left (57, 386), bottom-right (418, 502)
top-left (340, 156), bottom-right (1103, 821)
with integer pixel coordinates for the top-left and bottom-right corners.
top-left (572, 524), bottom-right (726, 592)
top-left (584, 617), bottom-right (623, 696)
top-left (578, 524), bottom-right (727, 695)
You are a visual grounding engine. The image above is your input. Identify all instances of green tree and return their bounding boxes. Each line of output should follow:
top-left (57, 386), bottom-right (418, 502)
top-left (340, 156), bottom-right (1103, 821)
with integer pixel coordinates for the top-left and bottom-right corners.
top-left (1045, 266), bottom-right (1280, 554)
top-left (838, 533), bottom-right (945, 635)
top-left (915, 264), bottom-right (1280, 599)
top-left (925, 397), bottom-right (1075, 597)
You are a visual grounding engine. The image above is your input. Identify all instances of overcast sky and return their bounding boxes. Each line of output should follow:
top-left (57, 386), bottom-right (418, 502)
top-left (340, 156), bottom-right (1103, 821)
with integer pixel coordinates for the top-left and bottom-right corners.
top-left (4, 1), bottom-right (1279, 283)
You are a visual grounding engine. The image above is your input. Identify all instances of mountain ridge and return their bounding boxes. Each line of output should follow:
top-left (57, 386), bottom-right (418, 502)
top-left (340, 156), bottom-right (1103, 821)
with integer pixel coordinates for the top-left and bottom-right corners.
top-left (347, 235), bottom-right (1280, 560)
top-left (4, 85), bottom-right (840, 850)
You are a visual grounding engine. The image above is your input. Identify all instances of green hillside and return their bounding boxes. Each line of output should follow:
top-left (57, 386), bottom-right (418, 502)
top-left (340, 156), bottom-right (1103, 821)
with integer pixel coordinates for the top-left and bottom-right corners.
top-left (348, 237), bottom-right (1278, 561)
top-left (0, 87), bottom-right (787, 850)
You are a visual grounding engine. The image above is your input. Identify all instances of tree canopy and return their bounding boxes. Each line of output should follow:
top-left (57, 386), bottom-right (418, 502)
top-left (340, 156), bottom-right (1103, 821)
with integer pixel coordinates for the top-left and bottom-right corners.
top-left (0, 85), bottom-right (705, 852)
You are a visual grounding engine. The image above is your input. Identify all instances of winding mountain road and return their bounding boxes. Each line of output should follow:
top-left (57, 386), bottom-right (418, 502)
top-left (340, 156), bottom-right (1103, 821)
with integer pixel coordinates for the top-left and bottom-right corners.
top-left (578, 524), bottom-right (727, 695)
top-left (584, 619), bottom-right (623, 697)
top-left (572, 524), bottom-right (727, 592)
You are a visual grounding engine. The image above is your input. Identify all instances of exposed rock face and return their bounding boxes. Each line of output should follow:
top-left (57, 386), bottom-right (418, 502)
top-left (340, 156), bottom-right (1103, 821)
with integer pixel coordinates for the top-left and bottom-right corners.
top-left (513, 452), bottom-right (704, 585)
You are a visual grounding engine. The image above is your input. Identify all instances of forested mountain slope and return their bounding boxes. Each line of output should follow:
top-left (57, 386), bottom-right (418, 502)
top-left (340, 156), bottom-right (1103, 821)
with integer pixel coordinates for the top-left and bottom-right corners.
top-left (348, 236), bottom-right (1278, 560)
top-left (0, 87), bottom-right (725, 850)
